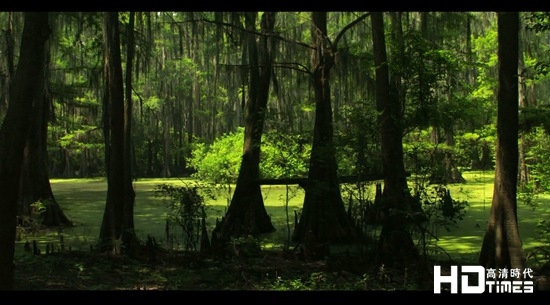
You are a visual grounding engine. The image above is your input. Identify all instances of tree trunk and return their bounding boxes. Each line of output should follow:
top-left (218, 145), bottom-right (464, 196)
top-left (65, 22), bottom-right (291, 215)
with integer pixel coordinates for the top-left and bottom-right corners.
top-left (518, 23), bottom-right (529, 190)
top-left (1, 12), bottom-right (15, 115)
top-left (293, 12), bottom-right (359, 258)
top-left (79, 149), bottom-right (89, 177)
top-left (212, 12), bottom-right (276, 252)
top-left (63, 149), bottom-right (73, 177)
top-left (18, 40), bottom-right (72, 227)
top-left (431, 125), bottom-right (466, 184)
top-left (480, 143), bottom-right (494, 170)
top-left (0, 12), bottom-right (49, 291)
top-left (98, 12), bottom-right (137, 254)
top-left (371, 12), bottom-right (421, 266)
top-left (122, 11), bottom-right (138, 254)
top-left (18, 88), bottom-right (72, 227)
top-left (146, 139), bottom-right (154, 177)
top-left (478, 12), bottom-right (525, 273)
top-left (443, 125), bottom-right (466, 183)
top-left (160, 103), bottom-right (171, 178)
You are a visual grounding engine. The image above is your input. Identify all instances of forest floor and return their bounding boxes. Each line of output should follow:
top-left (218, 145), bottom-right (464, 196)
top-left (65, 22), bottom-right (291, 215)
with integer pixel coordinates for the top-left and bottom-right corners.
top-left (13, 247), bottom-right (429, 291)
top-left (13, 243), bottom-right (550, 292)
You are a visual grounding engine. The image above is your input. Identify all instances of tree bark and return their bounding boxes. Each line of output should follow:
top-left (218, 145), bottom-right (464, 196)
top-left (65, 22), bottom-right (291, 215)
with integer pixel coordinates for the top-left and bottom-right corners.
top-left (18, 41), bottom-right (72, 227)
top-left (443, 124), bottom-right (466, 184)
top-left (293, 12), bottom-right (359, 258)
top-left (98, 12), bottom-right (137, 254)
top-left (371, 12), bottom-right (421, 266)
top-left (1, 12), bottom-right (15, 115)
top-left (18, 89), bottom-right (72, 227)
top-left (122, 11), bottom-right (138, 253)
top-left (160, 103), bottom-right (171, 178)
top-left (479, 12), bottom-right (525, 272)
top-left (212, 12), bottom-right (276, 251)
top-left (0, 12), bottom-right (49, 290)
top-left (518, 22), bottom-right (530, 190)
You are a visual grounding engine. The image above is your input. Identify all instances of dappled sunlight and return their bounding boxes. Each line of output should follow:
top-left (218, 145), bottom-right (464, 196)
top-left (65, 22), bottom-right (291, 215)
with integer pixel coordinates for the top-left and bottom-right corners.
top-left (50, 178), bottom-right (106, 184)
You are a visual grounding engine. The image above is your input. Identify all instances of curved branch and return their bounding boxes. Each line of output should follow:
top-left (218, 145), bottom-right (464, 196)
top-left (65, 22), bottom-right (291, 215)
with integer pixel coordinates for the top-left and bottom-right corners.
top-left (199, 16), bottom-right (314, 50)
top-left (272, 62), bottom-right (311, 75)
top-left (218, 61), bottom-right (312, 75)
top-left (333, 12), bottom-right (371, 49)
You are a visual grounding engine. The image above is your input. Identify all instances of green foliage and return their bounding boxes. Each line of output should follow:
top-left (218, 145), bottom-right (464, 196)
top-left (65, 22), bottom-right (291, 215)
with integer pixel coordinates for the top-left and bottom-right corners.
top-left (454, 125), bottom-right (496, 170)
top-left (402, 127), bottom-right (485, 177)
top-left (265, 271), bottom-right (339, 291)
top-left (525, 12), bottom-right (550, 33)
top-left (395, 30), bottom-right (470, 131)
top-left (189, 127), bottom-right (312, 183)
top-left (524, 57), bottom-right (550, 85)
top-left (526, 219), bottom-right (550, 268)
top-left (414, 184), bottom-right (469, 260)
top-left (518, 128), bottom-right (550, 210)
top-left (334, 100), bottom-right (381, 177)
top-left (260, 130), bottom-right (311, 179)
top-left (419, 185), bottom-right (469, 230)
top-left (267, 275), bottom-right (311, 291)
top-left (470, 20), bottom-right (499, 119)
top-left (48, 123), bottom-right (105, 177)
top-left (263, 267), bottom-right (417, 291)
top-left (340, 180), bottom-right (380, 243)
top-left (402, 129), bottom-right (437, 174)
top-left (153, 182), bottom-right (213, 251)
top-left (523, 128), bottom-right (550, 193)
top-left (228, 235), bottom-right (262, 258)
top-left (189, 128), bottom-right (243, 184)
top-left (143, 96), bottom-right (163, 112)
top-left (16, 201), bottom-right (49, 241)
top-left (57, 125), bottom-right (104, 152)
top-left (519, 106), bottom-right (550, 134)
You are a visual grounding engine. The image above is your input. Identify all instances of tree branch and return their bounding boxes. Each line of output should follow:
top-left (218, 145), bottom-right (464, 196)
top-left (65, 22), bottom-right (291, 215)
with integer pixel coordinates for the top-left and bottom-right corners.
top-left (219, 62), bottom-right (311, 75)
top-left (333, 12), bottom-right (371, 49)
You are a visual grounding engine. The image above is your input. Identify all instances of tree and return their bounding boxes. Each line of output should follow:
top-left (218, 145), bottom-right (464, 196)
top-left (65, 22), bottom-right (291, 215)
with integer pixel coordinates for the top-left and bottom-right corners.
top-left (478, 12), bottom-right (526, 272)
top-left (292, 12), bottom-right (368, 257)
top-left (17, 38), bottom-right (72, 227)
top-left (43, 13), bottom-right (105, 179)
top-left (0, 12), bottom-right (50, 290)
top-left (211, 12), bottom-right (277, 249)
top-left (0, 12), bottom-right (15, 116)
top-left (98, 12), bottom-right (138, 254)
top-left (122, 11), bottom-right (137, 251)
top-left (371, 12), bottom-right (422, 265)
top-left (518, 16), bottom-right (530, 189)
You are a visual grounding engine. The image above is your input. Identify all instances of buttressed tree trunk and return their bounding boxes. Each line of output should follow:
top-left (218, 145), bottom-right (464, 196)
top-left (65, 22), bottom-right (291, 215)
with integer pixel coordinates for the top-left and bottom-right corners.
top-left (293, 12), bottom-right (360, 259)
top-left (0, 12), bottom-right (50, 290)
top-left (212, 12), bottom-right (276, 251)
top-left (98, 11), bottom-right (138, 254)
top-left (371, 12), bottom-right (422, 266)
top-left (478, 12), bottom-right (525, 273)
top-left (18, 63), bottom-right (72, 227)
